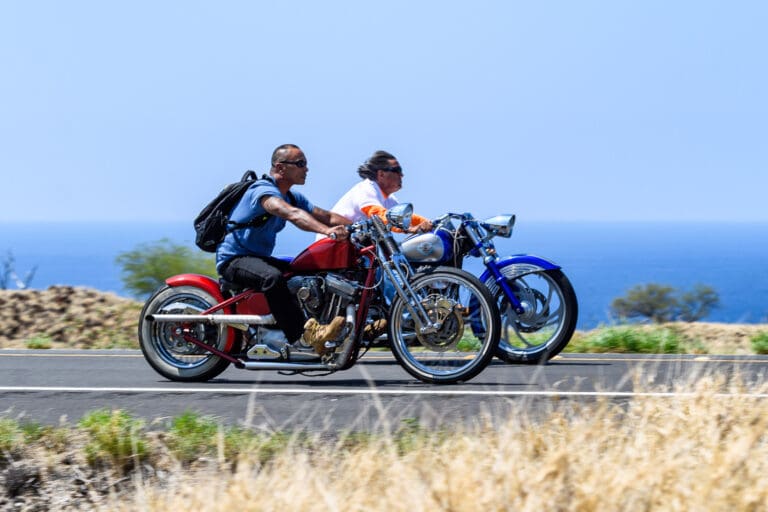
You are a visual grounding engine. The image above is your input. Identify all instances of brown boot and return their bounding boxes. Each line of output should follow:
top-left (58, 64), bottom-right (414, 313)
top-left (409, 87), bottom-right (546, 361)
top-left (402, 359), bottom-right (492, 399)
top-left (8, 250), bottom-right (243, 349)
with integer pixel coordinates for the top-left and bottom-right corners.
top-left (302, 316), bottom-right (346, 354)
top-left (363, 319), bottom-right (388, 341)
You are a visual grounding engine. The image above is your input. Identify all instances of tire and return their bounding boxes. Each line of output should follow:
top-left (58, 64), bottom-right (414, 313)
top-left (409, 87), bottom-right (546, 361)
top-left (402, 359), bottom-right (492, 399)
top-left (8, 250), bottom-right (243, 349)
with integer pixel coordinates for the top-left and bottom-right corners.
top-left (138, 285), bottom-right (234, 382)
top-left (488, 269), bottom-right (578, 364)
top-left (387, 267), bottom-right (500, 384)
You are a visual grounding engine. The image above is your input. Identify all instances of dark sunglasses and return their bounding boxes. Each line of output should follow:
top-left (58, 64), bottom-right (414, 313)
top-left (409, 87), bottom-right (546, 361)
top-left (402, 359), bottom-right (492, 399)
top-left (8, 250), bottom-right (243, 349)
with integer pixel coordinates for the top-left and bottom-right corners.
top-left (280, 159), bottom-right (307, 168)
top-left (378, 165), bottom-right (403, 175)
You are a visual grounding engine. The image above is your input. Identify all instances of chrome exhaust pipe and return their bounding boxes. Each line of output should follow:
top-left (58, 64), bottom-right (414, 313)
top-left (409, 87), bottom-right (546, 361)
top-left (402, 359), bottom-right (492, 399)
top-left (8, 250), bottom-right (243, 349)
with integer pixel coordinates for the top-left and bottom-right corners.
top-left (239, 361), bottom-right (332, 371)
top-left (146, 313), bottom-right (275, 325)
top-left (326, 304), bottom-right (357, 370)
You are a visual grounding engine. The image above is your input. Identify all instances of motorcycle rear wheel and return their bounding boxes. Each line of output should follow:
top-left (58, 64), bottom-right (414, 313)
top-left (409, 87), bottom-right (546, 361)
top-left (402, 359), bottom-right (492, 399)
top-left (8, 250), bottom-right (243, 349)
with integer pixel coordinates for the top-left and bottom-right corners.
top-left (488, 269), bottom-right (578, 364)
top-left (388, 267), bottom-right (500, 384)
top-left (138, 285), bottom-right (235, 382)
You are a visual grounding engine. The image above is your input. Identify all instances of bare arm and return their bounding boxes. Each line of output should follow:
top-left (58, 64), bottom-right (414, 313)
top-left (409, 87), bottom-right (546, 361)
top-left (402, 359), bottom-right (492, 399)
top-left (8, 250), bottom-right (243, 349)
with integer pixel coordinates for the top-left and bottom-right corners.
top-left (261, 196), bottom-right (349, 239)
top-left (311, 206), bottom-right (353, 227)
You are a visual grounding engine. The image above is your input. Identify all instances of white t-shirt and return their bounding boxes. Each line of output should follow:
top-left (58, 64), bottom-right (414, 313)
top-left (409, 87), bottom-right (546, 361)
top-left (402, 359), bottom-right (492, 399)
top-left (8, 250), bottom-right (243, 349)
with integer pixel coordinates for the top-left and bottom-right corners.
top-left (316, 179), bottom-right (399, 240)
top-left (330, 178), bottom-right (399, 222)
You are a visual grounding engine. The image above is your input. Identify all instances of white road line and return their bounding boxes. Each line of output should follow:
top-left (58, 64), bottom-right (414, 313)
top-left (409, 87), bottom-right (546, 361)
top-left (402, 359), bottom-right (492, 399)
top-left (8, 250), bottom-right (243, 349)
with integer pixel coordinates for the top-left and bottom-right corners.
top-left (1, 386), bottom-right (767, 398)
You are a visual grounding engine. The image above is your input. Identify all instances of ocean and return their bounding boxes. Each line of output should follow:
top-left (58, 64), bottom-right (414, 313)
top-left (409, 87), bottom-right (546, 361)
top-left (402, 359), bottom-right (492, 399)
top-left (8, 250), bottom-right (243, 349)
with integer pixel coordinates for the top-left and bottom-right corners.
top-left (2, 221), bottom-right (767, 330)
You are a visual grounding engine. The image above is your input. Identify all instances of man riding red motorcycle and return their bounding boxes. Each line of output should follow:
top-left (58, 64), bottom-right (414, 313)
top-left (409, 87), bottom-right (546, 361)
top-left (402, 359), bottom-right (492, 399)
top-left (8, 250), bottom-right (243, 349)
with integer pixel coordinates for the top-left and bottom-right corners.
top-left (216, 144), bottom-right (352, 356)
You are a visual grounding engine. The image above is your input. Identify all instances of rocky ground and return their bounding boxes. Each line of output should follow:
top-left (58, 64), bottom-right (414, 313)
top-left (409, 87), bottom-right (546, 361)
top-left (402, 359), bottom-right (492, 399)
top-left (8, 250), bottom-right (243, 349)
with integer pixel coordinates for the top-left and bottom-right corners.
top-left (0, 287), bottom-right (142, 349)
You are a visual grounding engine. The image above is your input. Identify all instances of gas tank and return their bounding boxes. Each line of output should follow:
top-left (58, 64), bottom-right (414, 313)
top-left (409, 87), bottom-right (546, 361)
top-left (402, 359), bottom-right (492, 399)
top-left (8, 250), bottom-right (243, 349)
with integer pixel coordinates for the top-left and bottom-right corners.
top-left (290, 238), bottom-right (357, 272)
top-left (401, 231), bottom-right (453, 264)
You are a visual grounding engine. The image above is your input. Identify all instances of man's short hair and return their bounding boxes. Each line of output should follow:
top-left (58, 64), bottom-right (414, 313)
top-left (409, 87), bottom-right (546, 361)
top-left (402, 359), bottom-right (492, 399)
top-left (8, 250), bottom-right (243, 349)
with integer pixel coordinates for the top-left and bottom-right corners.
top-left (271, 144), bottom-right (301, 167)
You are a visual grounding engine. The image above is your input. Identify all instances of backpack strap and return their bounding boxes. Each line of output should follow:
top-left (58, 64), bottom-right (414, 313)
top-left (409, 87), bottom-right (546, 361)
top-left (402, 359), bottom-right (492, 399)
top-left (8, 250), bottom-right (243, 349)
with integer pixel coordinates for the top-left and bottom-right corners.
top-left (258, 174), bottom-right (296, 206)
top-left (226, 173), bottom-right (296, 231)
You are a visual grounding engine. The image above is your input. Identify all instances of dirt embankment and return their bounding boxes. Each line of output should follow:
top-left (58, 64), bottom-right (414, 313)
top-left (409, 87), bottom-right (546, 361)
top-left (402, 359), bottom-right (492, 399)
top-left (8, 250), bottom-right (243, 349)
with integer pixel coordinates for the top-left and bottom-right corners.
top-left (574, 321), bottom-right (767, 355)
top-left (0, 286), bottom-right (142, 349)
top-left (1, 287), bottom-right (767, 352)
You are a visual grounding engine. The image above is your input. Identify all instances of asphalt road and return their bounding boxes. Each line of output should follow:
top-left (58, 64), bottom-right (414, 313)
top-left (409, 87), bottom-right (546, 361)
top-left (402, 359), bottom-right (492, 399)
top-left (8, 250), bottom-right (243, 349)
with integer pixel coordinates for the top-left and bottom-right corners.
top-left (2, 350), bottom-right (767, 431)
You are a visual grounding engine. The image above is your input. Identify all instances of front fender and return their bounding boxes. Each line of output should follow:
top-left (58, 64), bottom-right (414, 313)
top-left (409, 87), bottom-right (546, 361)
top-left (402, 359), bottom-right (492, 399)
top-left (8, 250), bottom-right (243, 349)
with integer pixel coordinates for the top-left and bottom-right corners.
top-left (479, 254), bottom-right (560, 285)
top-left (165, 274), bottom-right (225, 303)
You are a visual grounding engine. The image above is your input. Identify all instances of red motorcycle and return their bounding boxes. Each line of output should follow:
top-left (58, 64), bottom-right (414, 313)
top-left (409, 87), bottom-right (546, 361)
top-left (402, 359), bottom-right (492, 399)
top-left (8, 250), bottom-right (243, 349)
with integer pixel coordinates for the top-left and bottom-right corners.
top-left (138, 204), bottom-right (501, 384)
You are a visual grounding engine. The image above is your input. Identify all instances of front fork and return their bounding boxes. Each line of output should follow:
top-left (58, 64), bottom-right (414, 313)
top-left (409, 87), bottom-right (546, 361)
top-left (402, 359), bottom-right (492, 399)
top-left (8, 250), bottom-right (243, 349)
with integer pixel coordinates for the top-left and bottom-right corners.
top-left (379, 252), bottom-right (443, 334)
top-left (484, 258), bottom-right (525, 314)
top-left (463, 221), bottom-right (525, 314)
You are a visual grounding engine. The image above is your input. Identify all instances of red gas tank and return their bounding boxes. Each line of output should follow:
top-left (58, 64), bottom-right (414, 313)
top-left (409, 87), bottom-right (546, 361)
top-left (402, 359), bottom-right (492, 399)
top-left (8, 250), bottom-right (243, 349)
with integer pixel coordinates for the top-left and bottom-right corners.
top-left (290, 238), bottom-right (357, 272)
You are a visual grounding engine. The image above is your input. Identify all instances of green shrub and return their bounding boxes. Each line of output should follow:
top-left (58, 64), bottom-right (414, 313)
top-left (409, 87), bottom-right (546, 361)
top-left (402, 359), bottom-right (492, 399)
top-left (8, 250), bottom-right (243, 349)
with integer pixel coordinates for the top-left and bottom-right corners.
top-left (677, 284), bottom-right (720, 322)
top-left (751, 332), bottom-right (768, 355)
top-left (237, 430), bottom-right (293, 465)
top-left (25, 335), bottom-right (53, 349)
top-left (611, 284), bottom-right (677, 323)
top-left (0, 418), bottom-right (23, 452)
top-left (576, 326), bottom-right (682, 354)
top-left (116, 238), bottom-right (216, 298)
top-left (611, 283), bottom-right (720, 324)
top-left (20, 422), bottom-right (69, 450)
top-left (166, 411), bottom-right (220, 464)
top-left (165, 411), bottom-right (296, 465)
top-left (78, 409), bottom-right (147, 470)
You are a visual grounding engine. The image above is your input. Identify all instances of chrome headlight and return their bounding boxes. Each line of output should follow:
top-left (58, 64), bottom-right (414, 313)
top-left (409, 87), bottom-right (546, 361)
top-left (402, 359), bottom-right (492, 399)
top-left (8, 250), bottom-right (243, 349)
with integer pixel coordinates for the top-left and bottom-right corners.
top-left (386, 203), bottom-right (413, 231)
top-left (481, 214), bottom-right (515, 238)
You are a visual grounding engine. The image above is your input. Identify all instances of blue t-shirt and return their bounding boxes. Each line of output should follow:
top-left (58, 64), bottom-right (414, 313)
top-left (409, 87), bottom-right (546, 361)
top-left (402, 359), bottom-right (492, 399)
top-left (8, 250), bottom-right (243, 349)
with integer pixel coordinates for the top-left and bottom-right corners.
top-left (215, 179), bottom-right (313, 271)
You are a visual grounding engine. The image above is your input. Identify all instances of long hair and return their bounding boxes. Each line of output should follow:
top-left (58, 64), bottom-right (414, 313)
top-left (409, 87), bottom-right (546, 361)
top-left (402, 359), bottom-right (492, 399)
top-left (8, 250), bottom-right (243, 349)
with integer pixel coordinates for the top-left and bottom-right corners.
top-left (357, 150), bottom-right (396, 180)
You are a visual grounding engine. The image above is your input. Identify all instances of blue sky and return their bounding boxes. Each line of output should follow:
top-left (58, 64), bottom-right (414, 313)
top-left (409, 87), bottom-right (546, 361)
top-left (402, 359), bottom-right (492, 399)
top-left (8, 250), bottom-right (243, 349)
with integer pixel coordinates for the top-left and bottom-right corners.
top-left (1, 1), bottom-right (766, 223)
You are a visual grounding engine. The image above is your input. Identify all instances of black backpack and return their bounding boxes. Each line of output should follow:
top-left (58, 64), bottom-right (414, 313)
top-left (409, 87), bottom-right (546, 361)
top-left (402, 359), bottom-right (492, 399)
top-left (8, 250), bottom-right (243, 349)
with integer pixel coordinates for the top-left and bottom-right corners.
top-left (193, 171), bottom-right (295, 252)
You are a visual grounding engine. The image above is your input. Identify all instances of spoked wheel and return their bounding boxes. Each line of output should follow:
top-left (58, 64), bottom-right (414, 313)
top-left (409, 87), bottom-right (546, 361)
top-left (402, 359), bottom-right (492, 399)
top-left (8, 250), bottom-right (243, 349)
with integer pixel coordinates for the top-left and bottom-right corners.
top-left (485, 269), bottom-right (578, 364)
top-left (138, 285), bottom-right (235, 382)
top-left (388, 267), bottom-right (500, 384)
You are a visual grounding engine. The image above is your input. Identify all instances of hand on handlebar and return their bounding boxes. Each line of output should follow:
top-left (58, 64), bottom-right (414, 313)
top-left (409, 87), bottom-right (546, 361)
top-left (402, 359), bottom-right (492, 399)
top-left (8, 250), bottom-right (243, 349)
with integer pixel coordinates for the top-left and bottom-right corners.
top-left (326, 225), bottom-right (350, 241)
top-left (406, 219), bottom-right (433, 234)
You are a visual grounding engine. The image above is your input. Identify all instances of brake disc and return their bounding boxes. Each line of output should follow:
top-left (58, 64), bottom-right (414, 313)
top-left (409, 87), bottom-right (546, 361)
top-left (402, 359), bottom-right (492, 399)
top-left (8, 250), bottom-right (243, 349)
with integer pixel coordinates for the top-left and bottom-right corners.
top-left (415, 294), bottom-right (465, 351)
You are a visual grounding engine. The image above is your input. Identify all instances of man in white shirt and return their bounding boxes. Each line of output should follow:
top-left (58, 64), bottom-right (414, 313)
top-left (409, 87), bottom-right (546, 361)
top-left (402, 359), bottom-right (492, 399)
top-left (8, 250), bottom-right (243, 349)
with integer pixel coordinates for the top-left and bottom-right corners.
top-left (329, 150), bottom-right (432, 231)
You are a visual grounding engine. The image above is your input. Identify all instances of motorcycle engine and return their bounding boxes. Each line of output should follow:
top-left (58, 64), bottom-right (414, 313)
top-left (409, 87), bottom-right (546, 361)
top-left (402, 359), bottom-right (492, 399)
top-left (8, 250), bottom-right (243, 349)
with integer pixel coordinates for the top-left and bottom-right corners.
top-left (287, 273), bottom-right (360, 320)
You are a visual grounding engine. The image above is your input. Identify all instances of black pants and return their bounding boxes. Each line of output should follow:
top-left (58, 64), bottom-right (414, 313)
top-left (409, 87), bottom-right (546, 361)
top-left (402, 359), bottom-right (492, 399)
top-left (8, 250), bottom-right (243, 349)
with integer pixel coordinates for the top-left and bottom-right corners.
top-left (220, 255), bottom-right (304, 343)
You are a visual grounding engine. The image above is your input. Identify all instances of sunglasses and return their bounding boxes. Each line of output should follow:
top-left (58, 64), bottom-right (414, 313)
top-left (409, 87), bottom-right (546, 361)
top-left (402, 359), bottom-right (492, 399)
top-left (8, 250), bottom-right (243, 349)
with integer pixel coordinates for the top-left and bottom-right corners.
top-left (280, 159), bottom-right (307, 168)
top-left (378, 165), bottom-right (403, 175)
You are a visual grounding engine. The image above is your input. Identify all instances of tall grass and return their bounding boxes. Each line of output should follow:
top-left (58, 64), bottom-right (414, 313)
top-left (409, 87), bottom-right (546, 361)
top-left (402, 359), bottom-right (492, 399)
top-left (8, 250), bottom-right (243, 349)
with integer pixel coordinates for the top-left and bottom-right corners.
top-left (106, 374), bottom-right (768, 511)
top-left (4, 372), bottom-right (768, 510)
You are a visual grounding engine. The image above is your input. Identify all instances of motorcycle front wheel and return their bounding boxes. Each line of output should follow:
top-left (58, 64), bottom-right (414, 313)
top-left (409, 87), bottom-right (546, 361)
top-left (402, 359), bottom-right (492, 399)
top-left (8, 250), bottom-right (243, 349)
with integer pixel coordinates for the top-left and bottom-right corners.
top-left (486, 269), bottom-right (578, 364)
top-left (387, 267), bottom-right (500, 384)
top-left (138, 285), bottom-right (235, 382)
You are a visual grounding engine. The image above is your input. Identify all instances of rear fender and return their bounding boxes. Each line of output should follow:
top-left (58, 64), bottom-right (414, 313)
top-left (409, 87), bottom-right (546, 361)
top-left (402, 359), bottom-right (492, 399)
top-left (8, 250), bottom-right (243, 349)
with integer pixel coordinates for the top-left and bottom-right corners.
top-left (165, 274), bottom-right (225, 303)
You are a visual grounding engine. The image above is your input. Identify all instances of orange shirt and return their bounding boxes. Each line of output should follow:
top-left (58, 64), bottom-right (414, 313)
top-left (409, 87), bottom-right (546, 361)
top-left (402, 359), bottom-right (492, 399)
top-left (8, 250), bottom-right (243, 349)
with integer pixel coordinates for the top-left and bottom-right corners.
top-left (361, 204), bottom-right (429, 232)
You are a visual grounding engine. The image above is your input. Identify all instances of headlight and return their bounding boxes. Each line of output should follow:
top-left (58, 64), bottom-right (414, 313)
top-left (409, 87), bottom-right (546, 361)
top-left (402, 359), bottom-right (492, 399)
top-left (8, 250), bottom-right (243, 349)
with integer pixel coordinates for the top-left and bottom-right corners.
top-left (386, 203), bottom-right (413, 231)
top-left (481, 214), bottom-right (515, 238)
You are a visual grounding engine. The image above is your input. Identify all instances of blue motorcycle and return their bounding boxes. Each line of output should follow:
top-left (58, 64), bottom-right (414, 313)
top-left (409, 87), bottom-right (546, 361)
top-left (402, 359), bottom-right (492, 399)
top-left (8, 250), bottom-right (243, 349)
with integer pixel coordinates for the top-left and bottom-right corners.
top-left (399, 213), bottom-right (578, 364)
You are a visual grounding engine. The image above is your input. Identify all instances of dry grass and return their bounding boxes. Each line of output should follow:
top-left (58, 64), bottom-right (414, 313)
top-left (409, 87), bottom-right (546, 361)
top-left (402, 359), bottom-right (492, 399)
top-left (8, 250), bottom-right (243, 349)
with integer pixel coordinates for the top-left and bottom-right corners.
top-left (98, 373), bottom-right (768, 512)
